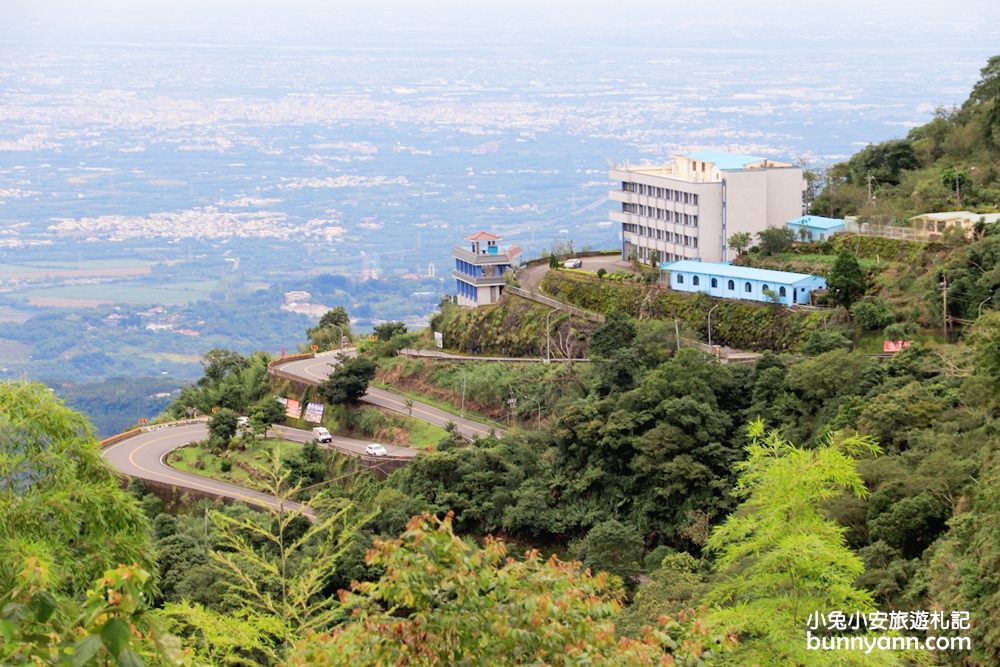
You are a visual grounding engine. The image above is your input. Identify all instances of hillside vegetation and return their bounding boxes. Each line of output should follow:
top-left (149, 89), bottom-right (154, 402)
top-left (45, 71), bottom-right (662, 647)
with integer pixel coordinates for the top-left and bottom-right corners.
top-left (813, 55), bottom-right (1000, 220)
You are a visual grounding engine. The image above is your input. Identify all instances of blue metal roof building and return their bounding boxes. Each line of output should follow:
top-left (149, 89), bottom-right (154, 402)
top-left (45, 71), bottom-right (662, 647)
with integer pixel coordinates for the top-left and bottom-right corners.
top-left (786, 215), bottom-right (845, 242)
top-left (660, 260), bottom-right (826, 306)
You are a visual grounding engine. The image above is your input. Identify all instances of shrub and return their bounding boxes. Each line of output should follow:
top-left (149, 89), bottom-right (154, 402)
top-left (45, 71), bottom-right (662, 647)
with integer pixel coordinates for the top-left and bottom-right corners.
top-left (851, 298), bottom-right (896, 330)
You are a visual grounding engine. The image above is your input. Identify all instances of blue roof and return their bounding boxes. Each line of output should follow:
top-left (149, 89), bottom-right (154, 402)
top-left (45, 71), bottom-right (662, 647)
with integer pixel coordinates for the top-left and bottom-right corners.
top-left (660, 260), bottom-right (821, 285)
top-left (787, 215), bottom-right (845, 230)
top-left (683, 149), bottom-right (767, 171)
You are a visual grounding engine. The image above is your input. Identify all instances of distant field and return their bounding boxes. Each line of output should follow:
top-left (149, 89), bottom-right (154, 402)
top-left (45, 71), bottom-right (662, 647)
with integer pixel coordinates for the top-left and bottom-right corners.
top-left (144, 351), bottom-right (205, 364)
top-left (0, 338), bottom-right (31, 363)
top-left (0, 306), bottom-right (32, 323)
top-left (23, 280), bottom-right (268, 307)
top-left (0, 259), bottom-right (154, 280)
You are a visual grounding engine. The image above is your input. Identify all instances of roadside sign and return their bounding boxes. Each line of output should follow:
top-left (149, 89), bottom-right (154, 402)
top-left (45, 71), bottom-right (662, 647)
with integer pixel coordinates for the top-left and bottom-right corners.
top-left (311, 344), bottom-right (319, 352)
top-left (434, 331), bottom-right (443, 349)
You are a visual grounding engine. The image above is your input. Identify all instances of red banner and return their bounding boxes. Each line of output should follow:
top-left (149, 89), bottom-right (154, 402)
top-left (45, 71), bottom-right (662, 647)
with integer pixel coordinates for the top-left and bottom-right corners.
top-left (285, 398), bottom-right (302, 419)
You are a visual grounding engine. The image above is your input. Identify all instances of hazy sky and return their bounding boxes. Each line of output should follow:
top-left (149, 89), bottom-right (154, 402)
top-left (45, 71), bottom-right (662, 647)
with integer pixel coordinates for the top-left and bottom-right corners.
top-left (3, 0), bottom-right (999, 50)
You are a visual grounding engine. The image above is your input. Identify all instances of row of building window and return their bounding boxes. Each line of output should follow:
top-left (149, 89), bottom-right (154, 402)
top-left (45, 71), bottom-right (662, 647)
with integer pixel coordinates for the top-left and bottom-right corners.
top-left (635, 247), bottom-right (690, 263)
top-left (675, 273), bottom-right (788, 297)
top-left (626, 224), bottom-right (699, 247)
top-left (621, 203), bottom-right (699, 226)
top-left (621, 181), bottom-right (699, 205)
top-left (455, 279), bottom-right (479, 301)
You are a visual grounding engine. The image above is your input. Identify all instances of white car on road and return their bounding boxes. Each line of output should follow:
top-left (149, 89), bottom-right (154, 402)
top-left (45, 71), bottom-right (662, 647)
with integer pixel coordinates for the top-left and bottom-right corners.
top-left (365, 443), bottom-right (388, 457)
top-left (563, 258), bottom-right (583, 269)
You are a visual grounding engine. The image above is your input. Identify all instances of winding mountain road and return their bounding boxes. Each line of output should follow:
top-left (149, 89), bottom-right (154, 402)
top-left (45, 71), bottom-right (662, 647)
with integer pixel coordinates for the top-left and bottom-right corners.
top-left (273, 354), bottom-right (502, 440)
top-left (101, 422), bottom-right (416, 515)
top-left (100, 351), bottom-right (500, 513)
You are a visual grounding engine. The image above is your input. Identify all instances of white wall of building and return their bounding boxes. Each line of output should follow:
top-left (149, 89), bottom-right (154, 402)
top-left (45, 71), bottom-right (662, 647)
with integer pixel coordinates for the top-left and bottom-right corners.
top-left (610, 155), bottom-right (803, 264)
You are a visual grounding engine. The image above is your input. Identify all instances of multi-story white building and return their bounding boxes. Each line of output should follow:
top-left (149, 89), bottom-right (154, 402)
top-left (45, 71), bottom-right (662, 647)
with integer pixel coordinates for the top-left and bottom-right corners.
top-left (609, 150), bottom-right (804, 264)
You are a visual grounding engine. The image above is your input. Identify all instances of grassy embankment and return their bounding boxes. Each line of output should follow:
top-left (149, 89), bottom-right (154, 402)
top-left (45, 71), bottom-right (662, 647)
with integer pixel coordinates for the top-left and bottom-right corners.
top-left (376, 356), bottom-right (586, 427)
top-left (167, 437), bottom-right (302, 488)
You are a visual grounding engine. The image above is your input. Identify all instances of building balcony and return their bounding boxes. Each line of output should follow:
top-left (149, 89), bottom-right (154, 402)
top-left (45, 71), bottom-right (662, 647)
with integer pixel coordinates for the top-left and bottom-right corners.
top-left (452, 246), bottom-right (518, 265)
top-left (453, 269), bottom-right (508, 286)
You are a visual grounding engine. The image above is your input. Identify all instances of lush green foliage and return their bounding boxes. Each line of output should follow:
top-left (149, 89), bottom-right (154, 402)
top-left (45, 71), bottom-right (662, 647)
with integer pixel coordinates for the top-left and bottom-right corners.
top-left (287, 514), bottom-right (732, 666)
top-left (1, 560), bottom-right (190, 666)
top-left (316, 354), bottom-right (377, 404)
top-left (756, 226), bottom-right (797, 256)
top-left (704, 421), bottom-right (897, 665)
top-left (541, 269), bottom-right (828, 351)
top-left (166, 349), bottom-right (272, 419)
top-left (728, 231), bottom-right (752, 256)
top-left (306, 307), bottom-right (353, 351)
top-left (0, 381), bottom-right (154, 596)
top-left (813, 55), bottom-right (1000, 219)
top-left (828, 250), bottom-right (868, 310)
top-left (432, 296), bottom-right (596, 358)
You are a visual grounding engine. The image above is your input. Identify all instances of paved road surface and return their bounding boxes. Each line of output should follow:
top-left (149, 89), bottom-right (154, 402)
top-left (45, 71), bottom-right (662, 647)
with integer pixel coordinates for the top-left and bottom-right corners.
top-left (101, 423), bottom-right (417, 516)
top-left (102, 422), bottom-right (312, 515)
top-left (275, 355), bottom-right (502, 440)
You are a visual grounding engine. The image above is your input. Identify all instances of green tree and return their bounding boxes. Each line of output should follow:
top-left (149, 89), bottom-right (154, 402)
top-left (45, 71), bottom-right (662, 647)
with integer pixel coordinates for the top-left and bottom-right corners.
top-left (616, 552), bottom-right (709, 638)
top-left (165, 453), bottom-right (368, 664)
top-left (845, 140), bottom-right (920, 187)
top-left (307, 307), bottom-right (352, 351)
top-left (756, 227), bottom-right (796, 256)
top-left (927, 440), bottom-right (1000, 664)
top-left (703, 420), bottom-right (897, 666)
top-left (316, 306), bottom-right (350, 330)
top-left (828, 250), bottom-right (867, 310)
top-left (317, 355), bottom-right (377, 405)
top-left (248, 396), bottom-right (286, 439)
top-left (0, 381), bottom-right (154, 596)
top-left (1, 560), bottom-right (190, 666)
top-left (588, 311), bottom-right (637, 358)
top-left (208, 407), bottom-right (239, 450)
top-left (201, 348), bottom-right (248, 384)
top-left (570, 518), bottom-right (644, 589)
top-left (728, 231), bottom-right (753, 256)
top-left (850, 298), bottom-right (895, 330)
top-left (287, 514), bottom-right (732, 666)
top-left (372, 321), bottom-right (406, 341)
top-left (802, 328), bottom-right (852, 355)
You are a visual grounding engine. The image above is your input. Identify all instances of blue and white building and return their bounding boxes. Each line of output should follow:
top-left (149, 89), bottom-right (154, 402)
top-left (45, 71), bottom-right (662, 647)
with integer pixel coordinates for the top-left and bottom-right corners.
top-left (661, 260), bottom-right (826, 307)
top-left (452, 231), bottom-right (521, 307)
top-left (786, 215), bottom-right (845, 242)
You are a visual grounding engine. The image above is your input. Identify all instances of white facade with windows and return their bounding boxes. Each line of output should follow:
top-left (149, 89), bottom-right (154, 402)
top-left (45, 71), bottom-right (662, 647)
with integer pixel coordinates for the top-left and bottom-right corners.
top-left (610, 150), bottom-right (804, 264)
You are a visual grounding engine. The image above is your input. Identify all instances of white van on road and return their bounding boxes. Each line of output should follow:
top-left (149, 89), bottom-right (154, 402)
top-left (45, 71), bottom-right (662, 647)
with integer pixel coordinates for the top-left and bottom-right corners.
top-left (312, 427), bottom-right (332, 443)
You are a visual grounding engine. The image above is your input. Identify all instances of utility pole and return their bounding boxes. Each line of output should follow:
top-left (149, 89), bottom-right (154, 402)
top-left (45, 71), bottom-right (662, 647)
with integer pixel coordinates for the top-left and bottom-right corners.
top-left (942, 274), bottom-right (949, 342)
top-left (674, 319), bottom-right (681, 351)
top-left (707, 304), bottom-right (719, 349)
top-left (866, 172), bottom-right (874, 208)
